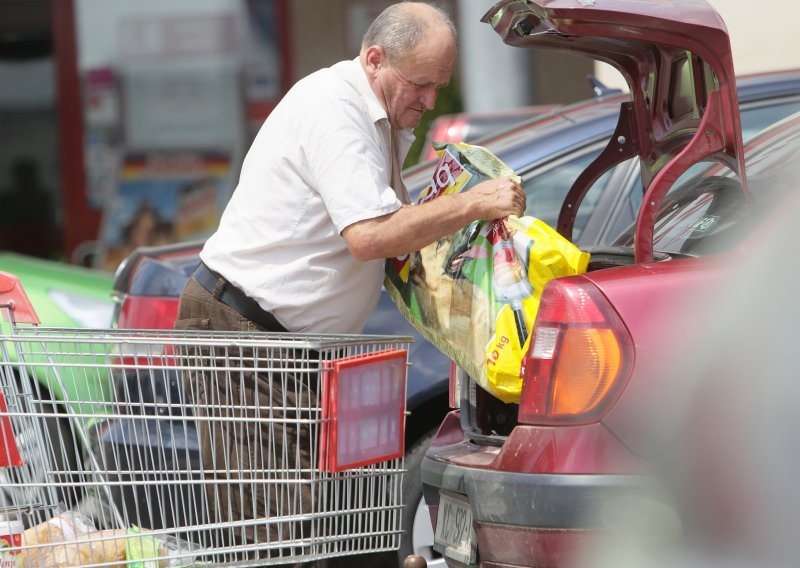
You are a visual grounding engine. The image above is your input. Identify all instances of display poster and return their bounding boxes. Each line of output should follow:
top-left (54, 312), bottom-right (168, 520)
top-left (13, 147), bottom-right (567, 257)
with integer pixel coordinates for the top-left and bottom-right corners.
top-left (83, 67), bottom-right (122, 209)
top-left (96, 150), bottom-right (234, 271)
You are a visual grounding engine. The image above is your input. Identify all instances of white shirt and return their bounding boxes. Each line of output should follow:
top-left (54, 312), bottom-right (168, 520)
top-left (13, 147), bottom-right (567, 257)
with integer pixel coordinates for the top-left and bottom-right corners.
top-left (201, 58), bottom-right (414, 333)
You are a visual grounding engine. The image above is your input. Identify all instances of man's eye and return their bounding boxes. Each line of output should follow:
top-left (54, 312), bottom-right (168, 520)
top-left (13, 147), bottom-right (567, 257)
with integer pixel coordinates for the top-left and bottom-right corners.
top-left (412, 81), bottom-right (439, 91)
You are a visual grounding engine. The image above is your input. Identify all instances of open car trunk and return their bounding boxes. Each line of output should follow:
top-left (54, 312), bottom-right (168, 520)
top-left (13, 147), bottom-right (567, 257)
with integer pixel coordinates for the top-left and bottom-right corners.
top-left (461, 0), bottom-right (748, 439)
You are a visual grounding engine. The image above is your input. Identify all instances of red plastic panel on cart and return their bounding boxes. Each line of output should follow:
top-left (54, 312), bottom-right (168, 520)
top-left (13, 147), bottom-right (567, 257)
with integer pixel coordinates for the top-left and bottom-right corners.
top-left (0, 391), bottom-right (23, 468)
top-left (319, 349), bottom-right (407, 472)
top-left (0, 271), bottom-right (40, 325)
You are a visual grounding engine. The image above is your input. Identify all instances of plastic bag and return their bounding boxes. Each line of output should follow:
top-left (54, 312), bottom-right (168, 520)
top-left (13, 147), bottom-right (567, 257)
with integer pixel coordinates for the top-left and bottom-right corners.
top-left (385, 142), bottom-right (590, 403)
top-left (16, 511), bottom-right (206, 567)
top-left (126, 525), bottom-right (164, 568)
top-left (18, 511), bottom-right (131, 568)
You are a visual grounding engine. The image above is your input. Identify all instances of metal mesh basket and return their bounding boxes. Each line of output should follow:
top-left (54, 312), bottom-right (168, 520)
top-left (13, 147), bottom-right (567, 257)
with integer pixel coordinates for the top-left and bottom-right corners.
top-left (1, 312), bottom-right (410, 566)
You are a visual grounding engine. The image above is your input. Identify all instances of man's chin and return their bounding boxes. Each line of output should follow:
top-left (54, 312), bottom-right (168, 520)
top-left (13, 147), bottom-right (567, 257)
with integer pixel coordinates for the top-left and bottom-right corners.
top-left (402, 111), bottom-right (425, 130)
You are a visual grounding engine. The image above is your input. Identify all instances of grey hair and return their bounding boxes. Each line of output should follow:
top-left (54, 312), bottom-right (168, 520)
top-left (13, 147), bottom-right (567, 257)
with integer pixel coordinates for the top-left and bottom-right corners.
top-left (361, 2), bottom-right (456, 64)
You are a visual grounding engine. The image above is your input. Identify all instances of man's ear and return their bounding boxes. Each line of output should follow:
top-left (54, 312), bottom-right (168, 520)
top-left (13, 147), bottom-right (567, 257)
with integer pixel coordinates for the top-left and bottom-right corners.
top-left (363, 45), bottom-right (385, 76)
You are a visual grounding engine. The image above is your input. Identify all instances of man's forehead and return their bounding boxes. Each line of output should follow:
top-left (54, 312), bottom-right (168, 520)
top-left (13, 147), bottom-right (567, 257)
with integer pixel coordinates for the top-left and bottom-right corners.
top-left (404, 32), bottom-right (456, 68)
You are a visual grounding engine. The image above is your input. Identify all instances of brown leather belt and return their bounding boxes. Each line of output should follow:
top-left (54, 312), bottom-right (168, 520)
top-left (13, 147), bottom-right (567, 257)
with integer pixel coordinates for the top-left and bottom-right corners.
top-left (192, 261), bottom-right (288, 332)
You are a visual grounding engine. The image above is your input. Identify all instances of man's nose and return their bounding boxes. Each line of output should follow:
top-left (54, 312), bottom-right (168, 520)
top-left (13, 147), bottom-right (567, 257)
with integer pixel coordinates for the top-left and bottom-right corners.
top-left (420, 87), bottom-right (437, 110)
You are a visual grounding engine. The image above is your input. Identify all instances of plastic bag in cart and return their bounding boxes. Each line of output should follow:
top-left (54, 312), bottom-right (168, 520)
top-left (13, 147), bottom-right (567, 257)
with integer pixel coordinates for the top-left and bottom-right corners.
top-left (18, 511), bottom-right (129, 567)
top-left (17, 510), bottom-right (207, 567)
top-left (384, 142), bottom-right (590, 403)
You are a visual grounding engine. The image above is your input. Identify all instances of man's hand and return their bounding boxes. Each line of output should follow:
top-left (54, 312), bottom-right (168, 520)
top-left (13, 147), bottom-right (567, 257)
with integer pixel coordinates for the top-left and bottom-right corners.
top-left (467, 176), bottom-right (526, 221)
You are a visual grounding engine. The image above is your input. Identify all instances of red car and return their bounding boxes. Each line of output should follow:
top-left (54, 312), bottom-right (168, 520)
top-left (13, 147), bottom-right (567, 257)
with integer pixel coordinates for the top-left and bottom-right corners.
top-left (421, 1), bottom-right (800, 567)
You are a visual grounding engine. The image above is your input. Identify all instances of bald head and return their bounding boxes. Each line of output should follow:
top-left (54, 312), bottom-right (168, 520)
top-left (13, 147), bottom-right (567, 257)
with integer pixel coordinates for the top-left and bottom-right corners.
top-left (361, 2), bottom-right (456, 64)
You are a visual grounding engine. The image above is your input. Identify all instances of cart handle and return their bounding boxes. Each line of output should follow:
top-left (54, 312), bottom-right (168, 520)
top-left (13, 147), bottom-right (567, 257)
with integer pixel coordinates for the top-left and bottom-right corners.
top-left (0, 271), bottom-right (40, 325)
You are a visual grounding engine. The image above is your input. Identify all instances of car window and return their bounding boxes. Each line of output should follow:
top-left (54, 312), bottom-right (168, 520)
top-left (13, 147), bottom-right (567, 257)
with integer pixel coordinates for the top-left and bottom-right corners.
top-left (129, 255), bottom-right (197, 296)
top-left (651, 175), bottom-right (746, 255)
top-left (623, 99), bottom-right (800, 212)
top-left (625, 176), bottom-right (643, 225)
top-left (599, 99), bottom-right (800, 246)
top-left (615, 117), bottom-right (800, 255)
top-left (740, 98), bottom-right (800, 141)
top-left (520, 145), bottom-right (613, 239)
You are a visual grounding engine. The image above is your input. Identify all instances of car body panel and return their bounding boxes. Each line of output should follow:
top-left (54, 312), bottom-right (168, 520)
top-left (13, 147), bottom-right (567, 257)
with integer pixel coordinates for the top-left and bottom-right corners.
top-left (424, 450), bottom-right (649, 529)
top-left (584, 257), bottom-right (726, 457)
top-left (0, 252), bottom-right (114, 329)
top-left (0, 252), bottom-right (115, 407)
top-left (406, 94), bottom-right (628, 184)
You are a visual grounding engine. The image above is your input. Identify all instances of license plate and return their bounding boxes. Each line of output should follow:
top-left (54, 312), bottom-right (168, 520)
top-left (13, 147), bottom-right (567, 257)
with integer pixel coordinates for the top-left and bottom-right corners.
top-left (434, 491), bottom-right (477, 564)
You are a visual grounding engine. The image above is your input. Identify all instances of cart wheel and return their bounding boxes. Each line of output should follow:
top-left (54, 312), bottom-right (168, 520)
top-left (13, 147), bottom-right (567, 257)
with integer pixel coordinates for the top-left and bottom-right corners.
top-left (397, 431), bottom-right (445, 568)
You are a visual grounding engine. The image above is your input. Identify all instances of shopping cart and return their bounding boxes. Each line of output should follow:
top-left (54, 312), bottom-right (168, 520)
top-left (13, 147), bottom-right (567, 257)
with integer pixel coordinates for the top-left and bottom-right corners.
top-left (0, 271), bottom-right (411, 566)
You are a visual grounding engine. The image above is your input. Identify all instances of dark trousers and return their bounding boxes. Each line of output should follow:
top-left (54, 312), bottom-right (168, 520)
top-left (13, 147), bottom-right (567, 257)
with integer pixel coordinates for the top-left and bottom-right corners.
top-left (175, 278), bottom-right (323, 567)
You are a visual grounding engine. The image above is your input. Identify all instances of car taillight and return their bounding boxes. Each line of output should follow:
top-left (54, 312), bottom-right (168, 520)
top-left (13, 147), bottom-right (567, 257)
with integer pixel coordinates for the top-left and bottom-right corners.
top-left (519, 278), bottom-right (633, 425)
top-left (423, 116), bottom-right (468, 161)
top-left (116, 295), bottom-right (180, 330)
top-left (114, 296), bottom-right (180, 367)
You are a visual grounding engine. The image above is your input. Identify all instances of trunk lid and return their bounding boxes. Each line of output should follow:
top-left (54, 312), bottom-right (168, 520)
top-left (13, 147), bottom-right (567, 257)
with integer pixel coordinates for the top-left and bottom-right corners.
top-left (483, 0), bottom-right (746, 262)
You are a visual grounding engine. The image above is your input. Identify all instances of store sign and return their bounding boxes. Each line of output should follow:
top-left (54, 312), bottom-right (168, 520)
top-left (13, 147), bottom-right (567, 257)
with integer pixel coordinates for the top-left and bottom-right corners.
top-left (123, 59), bottom-right (243, 150)
top-left (119, 14), bottom-right (237, 60)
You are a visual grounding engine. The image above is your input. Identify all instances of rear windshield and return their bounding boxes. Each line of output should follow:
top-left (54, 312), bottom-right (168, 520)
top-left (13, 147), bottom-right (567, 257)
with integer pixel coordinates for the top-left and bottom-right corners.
top-left (615, 118), bottom-right (800, 256)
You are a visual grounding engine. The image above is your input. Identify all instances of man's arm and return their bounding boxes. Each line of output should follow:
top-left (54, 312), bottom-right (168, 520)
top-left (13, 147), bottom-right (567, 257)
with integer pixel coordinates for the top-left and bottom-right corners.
top-left (342, 176), bottom-right (526, 261)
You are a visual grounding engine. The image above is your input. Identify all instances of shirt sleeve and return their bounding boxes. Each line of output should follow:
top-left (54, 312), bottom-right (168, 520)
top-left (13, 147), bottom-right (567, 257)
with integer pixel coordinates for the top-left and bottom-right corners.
top-left (302, 94), bottom-right (402, 233)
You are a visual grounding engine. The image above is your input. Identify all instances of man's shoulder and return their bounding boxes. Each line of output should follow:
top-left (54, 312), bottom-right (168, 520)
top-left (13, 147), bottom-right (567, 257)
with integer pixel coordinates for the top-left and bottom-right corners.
top-left (267, 59), bottom-right (375, 138)
top-left (294, 60), bottom-right (363, 103)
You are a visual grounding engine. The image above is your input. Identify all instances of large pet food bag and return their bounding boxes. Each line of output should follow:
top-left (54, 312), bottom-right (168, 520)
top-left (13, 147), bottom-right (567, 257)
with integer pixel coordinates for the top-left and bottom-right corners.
top-left (385, 142), bottom-right (590, 403)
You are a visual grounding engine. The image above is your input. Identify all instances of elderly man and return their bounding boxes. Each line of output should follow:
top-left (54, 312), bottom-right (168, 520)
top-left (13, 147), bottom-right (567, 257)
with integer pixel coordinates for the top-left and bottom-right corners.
top-left (178, 2), bottom-right (524, 335)
top-left (176, 2), bottom-right (524, 565)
